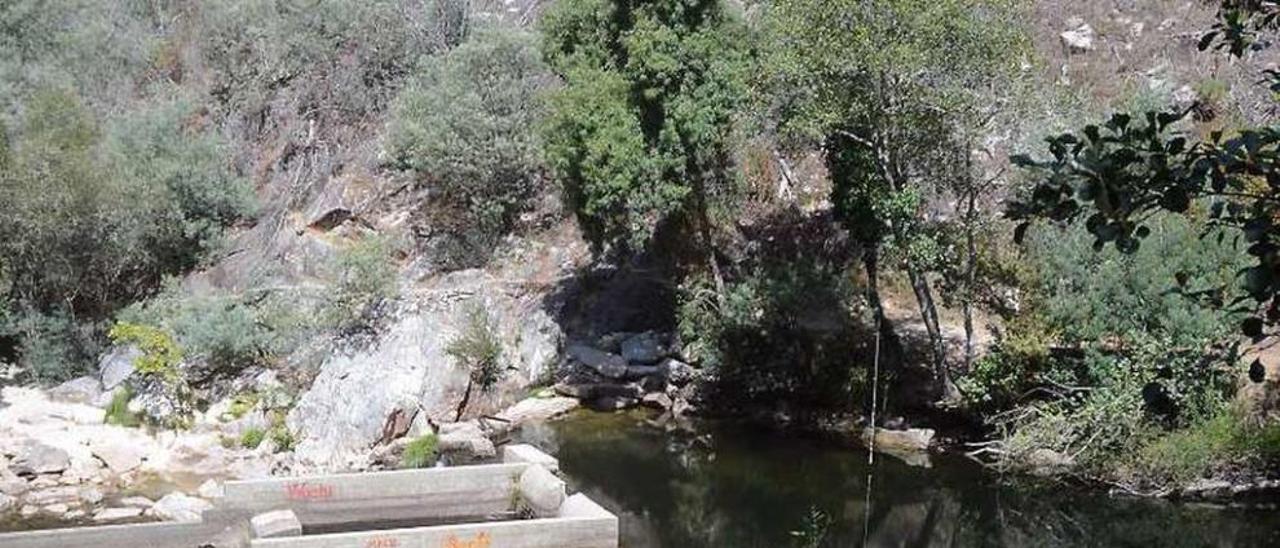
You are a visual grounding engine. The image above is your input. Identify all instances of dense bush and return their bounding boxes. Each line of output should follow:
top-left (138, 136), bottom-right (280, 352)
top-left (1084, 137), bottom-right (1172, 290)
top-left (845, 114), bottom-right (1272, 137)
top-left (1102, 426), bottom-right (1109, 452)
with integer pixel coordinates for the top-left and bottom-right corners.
top-left (976, 216), bottom-right (1248, 479)
top-left (678, 261), bottom-right (864, 410)
top-left (0, 89), bottom-right (254, 381)
top-left (387, 24), bottom-right (552, 268)
top-left (540, 0), bottom-right (750, 253)
top-left (117, 281), bottom-right (311, 376)
top-left (321, 235), bottom-right (399, 336)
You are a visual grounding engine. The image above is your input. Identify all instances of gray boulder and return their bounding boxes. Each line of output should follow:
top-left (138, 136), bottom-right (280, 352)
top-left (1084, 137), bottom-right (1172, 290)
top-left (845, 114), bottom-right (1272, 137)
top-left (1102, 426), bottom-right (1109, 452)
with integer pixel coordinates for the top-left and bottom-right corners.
top-left (11, 442), bottom-right (70, 476)
top-left (49, 376), bottom-right (104, 405)
top-left (620, 332), bottom-right (666, 365)
top-left (149, 492), bottom-right (213, 522)
top-left (567, 344), bottom-right (628, 379)
top-left (289, 275), bottom-right (563, 469)
top-left (660, 358), bottom-right (698, 387)
top-left (93, 507), bottom-right (143, 522)
top-left (436, 421), bottom-right (496, 462)
top-left (1060, 21), bottom-right (1095, 52)
top-left (517, 465), bottom-right (565, 517)
top-left (99, 345), bottom-right (142, 391)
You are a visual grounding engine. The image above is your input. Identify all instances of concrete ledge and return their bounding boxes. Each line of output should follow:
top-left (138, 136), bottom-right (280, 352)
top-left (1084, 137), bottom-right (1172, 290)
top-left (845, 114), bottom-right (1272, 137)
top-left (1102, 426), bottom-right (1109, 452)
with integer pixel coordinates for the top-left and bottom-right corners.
top-left (0, 519), bottom-right (238, 548)
top-left (503, 444), bottom-right (560, 472)
top-left (250, 513), bottom-right (619, 548)
top-left (223, 462), bottom-right (530, 527)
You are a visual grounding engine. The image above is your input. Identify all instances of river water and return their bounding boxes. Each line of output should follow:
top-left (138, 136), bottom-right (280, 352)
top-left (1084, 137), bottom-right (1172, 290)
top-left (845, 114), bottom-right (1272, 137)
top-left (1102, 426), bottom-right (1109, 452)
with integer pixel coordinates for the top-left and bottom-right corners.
top-left (517, 410), bottom-right (1280, 547)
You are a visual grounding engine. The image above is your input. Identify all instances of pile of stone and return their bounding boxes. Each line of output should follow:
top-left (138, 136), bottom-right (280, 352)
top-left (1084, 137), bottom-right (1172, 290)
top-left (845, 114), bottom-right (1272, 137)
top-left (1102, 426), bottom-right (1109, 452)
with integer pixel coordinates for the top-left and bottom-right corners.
top-left (554, 331), bottom-right (702, 417)
top-left (0, 384), bottom-right (267, 524)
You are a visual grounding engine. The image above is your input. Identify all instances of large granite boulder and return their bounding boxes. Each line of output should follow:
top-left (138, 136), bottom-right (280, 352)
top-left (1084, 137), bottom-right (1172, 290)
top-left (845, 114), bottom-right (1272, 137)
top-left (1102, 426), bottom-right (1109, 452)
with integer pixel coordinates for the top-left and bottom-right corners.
top-left (99, 345), bottom-right (143, 391)
top-left (289, 271), bottom-right (563, 469)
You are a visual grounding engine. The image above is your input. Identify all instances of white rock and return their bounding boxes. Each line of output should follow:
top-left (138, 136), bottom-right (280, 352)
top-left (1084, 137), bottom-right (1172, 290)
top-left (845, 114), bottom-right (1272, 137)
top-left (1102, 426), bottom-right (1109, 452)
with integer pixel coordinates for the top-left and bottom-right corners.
top-left (0, 492), bottom-right (14, 513)
top-left (11, 441), bottom-right (71, 475)
top-left (120, 496), bottom-right (154, 508)
top-left (91, 436), bottom-right (147, 475)
top-left (79, 486), bottom-right (104, 505)
top-left (1060, 23), bottom-right (1095, 52)
top-left (94, 506), bottom-right (143, 522)
top-left (49, 376), bottom-right (104, 405)
top-left (24, 486), bottom-right (80, 506)
top-left (19, 504), bottom-right (38, 517)
top-left (197, 479), bottom-right (223, 499)
top-left (517, 464), bottom-right (566, 517)
top-left (149, 492), bottom-right (213, 522)
top-left (41, 503), bottom-right (69, 515)
top-left (99, 345), bottom-right (142, 391)
top-left (502, 444), bottom-right (560, 472)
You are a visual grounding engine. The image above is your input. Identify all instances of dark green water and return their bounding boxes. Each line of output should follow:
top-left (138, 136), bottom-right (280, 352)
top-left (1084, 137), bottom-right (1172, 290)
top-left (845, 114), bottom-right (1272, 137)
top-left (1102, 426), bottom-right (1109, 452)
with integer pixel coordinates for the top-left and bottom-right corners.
top-left (517, 410), bottom-right (1280, 548)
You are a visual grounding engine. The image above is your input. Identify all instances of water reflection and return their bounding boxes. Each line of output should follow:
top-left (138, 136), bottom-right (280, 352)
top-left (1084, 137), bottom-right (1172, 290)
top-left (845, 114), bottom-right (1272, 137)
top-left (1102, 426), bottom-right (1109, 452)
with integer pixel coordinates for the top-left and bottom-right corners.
top-left (517, 411), bottom-right (1280, 547)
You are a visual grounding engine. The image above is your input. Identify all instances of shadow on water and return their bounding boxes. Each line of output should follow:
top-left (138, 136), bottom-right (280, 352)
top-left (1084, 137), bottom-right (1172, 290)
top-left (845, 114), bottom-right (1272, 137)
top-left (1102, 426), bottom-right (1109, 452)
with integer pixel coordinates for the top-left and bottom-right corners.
top-left (517, 410), bottom-right (1280, 548)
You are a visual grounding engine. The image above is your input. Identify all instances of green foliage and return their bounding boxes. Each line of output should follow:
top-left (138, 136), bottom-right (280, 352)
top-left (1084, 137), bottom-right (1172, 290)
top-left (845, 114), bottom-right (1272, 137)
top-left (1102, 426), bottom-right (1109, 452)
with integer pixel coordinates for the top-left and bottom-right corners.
top-left (322, 235), bottom-right (399, 335)
top-left (104, 387), bottom-right (141, 427)
top-left (108, 322), bottom-right (183, 381)
top-left (540, 0), bottom-right (750, 251)
top-left (195, 0), bottom-right (455, 120)
top-left (401, 434), bottom-right (439, 468)
top-left (1011, 6), bottom-right (1280, 338)
top-left (387, 24), bottom-right (552, 268)
top-left (240, 427), bottom-right (266, 449)
top-left (446, 305), bottom-right (505, 392)
top-left (678, 261), bottom-right (863, 408)
top-left (224, 392), bottom-right (261, 421)
top-left (1, 307), bottom-right (101, 383)
top-left (118, 281), bottom-right (310, 374)
top-left (1122, 407), bottom-right (1280, 487)
top-left (268, 425), bottom-right (297, 452)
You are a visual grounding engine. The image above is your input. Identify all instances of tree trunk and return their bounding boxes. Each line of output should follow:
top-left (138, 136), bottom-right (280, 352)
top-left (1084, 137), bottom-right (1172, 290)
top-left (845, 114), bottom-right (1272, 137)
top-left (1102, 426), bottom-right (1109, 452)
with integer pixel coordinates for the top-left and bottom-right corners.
top-left (454, 378), bottom-right (474, 422)
top-left (963, 186), bottom-right (977, 372)
top-left (904, 261), bottom-right (960, 403)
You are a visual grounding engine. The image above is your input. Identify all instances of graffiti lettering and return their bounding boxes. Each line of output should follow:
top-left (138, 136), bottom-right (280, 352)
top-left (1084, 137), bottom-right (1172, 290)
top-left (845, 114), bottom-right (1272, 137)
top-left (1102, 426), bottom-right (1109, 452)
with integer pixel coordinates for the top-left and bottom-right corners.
top-left (366, 537), bottom-right (399, 548)
top-left (284, 482), bottom-right (334, 501)
top-left (443, 532), bottom-right (491, 548)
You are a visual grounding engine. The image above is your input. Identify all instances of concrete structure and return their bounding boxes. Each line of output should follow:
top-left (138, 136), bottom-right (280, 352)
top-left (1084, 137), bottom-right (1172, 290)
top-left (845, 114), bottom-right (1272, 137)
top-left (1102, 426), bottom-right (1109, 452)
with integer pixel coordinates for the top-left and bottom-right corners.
top-left (0, 445), bottom-right (617, 548)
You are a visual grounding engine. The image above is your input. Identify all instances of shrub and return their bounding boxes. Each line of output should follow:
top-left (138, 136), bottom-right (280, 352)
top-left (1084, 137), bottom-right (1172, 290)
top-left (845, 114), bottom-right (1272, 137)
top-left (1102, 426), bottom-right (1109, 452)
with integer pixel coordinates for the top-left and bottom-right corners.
top-left (108, 321), bottom-right (194, 429)
top-left (268, 425), bottom-right (296, 453)
top-left (322, 235), bottom-right (399, 336)
top-left (118, 282), bottom-right (310, 375)
top-left (401, 434), bottom-right (439, 469)
top-left (1, 307), bottom-right (101, 384)
top-left (387, 24), bottom-right (552, 269)
top-left (240, 427), bottom-right (266, 449)
top-left (446, 304), bottom-right (505, 420)
top-left (677, 261), bottom-right (863, 410)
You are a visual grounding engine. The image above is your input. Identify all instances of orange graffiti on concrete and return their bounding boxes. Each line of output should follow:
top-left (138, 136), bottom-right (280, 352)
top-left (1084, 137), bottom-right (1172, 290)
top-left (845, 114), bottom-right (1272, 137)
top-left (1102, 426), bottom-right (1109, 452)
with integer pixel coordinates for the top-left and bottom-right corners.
top-left (284, 482), bottom-right (335, 501)
top-left (443, 532), bottom-right (492, 548)
top-left (366, 536), bottom-right (400, 548)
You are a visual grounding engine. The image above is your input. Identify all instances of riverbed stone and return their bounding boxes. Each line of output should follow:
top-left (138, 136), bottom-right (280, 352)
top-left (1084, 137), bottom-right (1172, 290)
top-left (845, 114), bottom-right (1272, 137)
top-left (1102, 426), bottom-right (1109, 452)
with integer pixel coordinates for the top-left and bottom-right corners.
top-left (660, 358), bottom-right (697, 387)
top-left (120, 496), bottom-right (154, 509)
top-left (24, 486), bottom-right (81, 506)
top-left (0, 492), bottom-right (14, 513)
top-left (517, 464), bottom-right (566, 517)
top-left (567, 344), bottom-right (628, 379)
top-left (860, 427), bottom-right (935, 453)
top-left (90, 436), bottom-right (146, 475)
top-left (437, 422), bottom-right (496, 461)
top-left (149, 492), bottom-right (213, 522)
top-left (94, 506), bottom-right (143, 522)
top-left (19, 504), bottom-right (37, 517)
top-left (620, 332), bottom-right (665, 365)
top-left (11, 441), bottom-right (71, 476)
top-left (50, 376), bottom-right (104, 405)
top-left (1182, 478), bottom-right (1233, 500)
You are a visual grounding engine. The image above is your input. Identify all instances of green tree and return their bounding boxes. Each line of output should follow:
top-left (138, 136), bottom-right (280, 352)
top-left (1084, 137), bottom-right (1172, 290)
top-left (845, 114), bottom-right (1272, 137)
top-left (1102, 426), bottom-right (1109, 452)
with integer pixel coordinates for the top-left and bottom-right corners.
top-left (759, 0), bottom-right (1025, 401)
top-left (387, 24), bottom-right (552, 268)
top-left (540, 0), bottom-right (750, 289)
